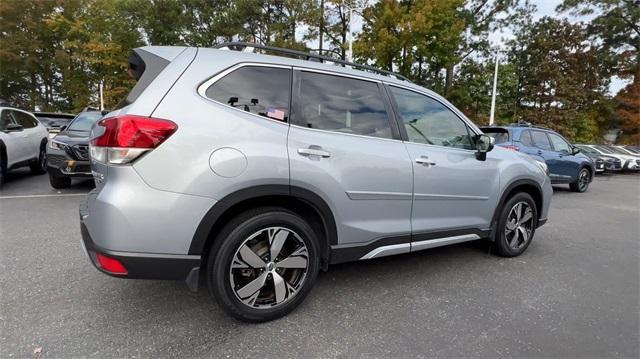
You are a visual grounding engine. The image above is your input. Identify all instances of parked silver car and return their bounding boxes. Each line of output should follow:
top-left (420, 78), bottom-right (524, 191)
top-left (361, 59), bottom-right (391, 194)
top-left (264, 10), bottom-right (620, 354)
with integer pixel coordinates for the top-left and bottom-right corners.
top-left (80, 43), bottom-right (552, 322)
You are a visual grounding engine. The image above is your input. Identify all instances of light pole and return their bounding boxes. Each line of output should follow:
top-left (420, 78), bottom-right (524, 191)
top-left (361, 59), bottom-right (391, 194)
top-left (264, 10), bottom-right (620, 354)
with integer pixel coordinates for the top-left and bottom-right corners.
top-left (344, 2), bottom-right (363, 62)
top-left (489, 53), bottom-right (499, 126)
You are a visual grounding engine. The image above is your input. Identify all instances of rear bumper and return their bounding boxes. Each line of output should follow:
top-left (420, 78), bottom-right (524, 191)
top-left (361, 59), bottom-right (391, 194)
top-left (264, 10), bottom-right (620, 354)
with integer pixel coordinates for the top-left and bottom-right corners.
top-left (80, 197), bottom-right (201, 280)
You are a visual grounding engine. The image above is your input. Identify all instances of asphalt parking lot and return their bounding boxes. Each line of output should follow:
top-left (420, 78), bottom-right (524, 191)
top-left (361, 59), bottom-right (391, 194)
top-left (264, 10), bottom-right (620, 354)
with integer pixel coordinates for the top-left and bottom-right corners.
top-left (1, 169), bottom-right (638, 358)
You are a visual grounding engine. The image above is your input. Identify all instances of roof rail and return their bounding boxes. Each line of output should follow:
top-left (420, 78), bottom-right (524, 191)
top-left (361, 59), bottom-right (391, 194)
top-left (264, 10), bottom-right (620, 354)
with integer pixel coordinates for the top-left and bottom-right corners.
top-left (215, 42), bottom-right (411, 83)
top-left (509, 121), bottom-right (550, 130)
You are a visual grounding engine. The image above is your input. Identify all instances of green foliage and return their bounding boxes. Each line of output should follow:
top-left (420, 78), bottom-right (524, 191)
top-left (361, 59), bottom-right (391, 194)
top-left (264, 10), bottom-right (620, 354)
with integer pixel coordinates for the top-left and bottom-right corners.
top-left (0, 0), bottom-right (629, 143)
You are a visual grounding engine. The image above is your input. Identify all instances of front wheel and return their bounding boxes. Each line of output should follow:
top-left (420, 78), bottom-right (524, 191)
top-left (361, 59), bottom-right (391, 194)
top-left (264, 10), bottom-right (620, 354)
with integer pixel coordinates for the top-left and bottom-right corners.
top-left (30, 144), bottom-right (47, 175)
top-left (207, 207), bottom-right (320, 322)
top-left (569, 168), bottom-right (590, 193)
top-left (49, 173), bottom-right (71, 189)
top-left (494, 192), bottom-right (538, 257)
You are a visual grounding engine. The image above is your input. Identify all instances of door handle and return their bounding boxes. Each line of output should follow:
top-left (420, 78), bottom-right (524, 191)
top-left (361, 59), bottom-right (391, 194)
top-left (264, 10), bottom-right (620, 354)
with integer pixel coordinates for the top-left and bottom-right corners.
top-left (415, 156), bottom-right (436, 167)
top-left (298, 146), bottom-right (331, 158)
top-left (537, 150), bottom-right (543, 155)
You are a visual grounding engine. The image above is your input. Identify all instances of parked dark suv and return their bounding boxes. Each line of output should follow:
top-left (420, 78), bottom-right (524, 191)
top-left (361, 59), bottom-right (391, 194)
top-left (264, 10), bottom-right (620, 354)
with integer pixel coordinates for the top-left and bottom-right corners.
top-left (47, 111), bottom-right (103, 188)
top-left (481, 124), bottom-right (595, 192)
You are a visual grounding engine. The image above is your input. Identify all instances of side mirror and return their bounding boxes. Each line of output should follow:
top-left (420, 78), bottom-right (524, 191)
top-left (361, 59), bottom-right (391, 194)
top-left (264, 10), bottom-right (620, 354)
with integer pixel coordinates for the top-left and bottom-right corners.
top-left (475, 134), bottom-right (494, 161)
top-left (571, 147), bottom-right (580, 155)
top-left (5, 123), bottom-right (23, 132)
top-left (60, 125), bottom-right (67, 131)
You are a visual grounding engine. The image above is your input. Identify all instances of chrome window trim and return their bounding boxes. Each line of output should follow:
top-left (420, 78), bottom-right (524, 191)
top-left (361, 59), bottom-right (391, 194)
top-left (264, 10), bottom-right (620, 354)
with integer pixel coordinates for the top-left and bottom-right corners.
top-left (292, 66), bottom-right (382, 83)
top-left (289, 123), bottom-right (405, 144)
top-left (196, 62), bottom-right (293, 126)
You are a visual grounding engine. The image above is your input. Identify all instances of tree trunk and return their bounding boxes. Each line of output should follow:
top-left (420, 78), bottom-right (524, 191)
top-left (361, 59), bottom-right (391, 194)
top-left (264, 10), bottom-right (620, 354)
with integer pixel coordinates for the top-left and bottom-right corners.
top-left (444, 64), bottom-right (453, 96)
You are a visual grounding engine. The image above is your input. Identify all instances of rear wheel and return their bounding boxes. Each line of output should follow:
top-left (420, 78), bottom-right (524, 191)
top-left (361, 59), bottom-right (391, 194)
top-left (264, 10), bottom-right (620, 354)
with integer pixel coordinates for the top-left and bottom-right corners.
top-left (49, 173), bottom-right (71, 189)
top-left (207, 207), bottom-right (320, 322)
top-left (30, 143), bottom-right (47, 175)
top-left (494, 192), bottom-right (538, 257)
top-left (569, 168), bottom-right (590, 192)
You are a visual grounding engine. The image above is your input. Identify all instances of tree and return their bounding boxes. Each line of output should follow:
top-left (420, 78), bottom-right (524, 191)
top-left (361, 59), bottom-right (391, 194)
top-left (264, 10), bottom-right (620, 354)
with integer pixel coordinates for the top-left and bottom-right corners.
top-left (507, 17), bottom-right (614, 140)
top-left (0, 0), bottom-right (64, 110)
top-left (614, 78), bottom-right (640, 144)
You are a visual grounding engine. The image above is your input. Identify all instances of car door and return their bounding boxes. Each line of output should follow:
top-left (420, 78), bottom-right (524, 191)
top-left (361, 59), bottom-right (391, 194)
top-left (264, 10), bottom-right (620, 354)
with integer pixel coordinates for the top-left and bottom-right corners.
top-left (386, 85), bottom-right (500, 240)
top-left (288, 69), bottom-right (413, 249)
top-left (13, 110), bottom-right (42, 160)
top-left (547, 132), bottom-right (580, 179)
top-left (0, 109), bottom-right (29, 165)
top-left (529, 130), bottom-right (562, 181)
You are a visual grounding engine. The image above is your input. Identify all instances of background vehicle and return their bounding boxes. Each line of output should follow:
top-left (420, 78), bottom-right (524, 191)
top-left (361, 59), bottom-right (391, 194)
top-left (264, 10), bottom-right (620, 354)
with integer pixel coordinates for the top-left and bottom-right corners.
top-left (80, 43), bottom-right (552, 322)
top-left (0, 107), bottom-right (48, 186)
top-left (573, 145), bottom-right (622, 173)
top-left (581, 145), bottom-right (640, 171)
top-left (481, 125), bottom-right (595, 192)
top-left (33, 112), bottom-right (75, 137)
top-left (47, 111), bottom-right (103, 188)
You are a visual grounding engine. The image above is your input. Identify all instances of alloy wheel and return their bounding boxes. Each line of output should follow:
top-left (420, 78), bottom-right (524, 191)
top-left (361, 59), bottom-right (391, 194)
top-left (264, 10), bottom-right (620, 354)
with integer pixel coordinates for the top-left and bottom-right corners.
top-left (229, 226), bottom-right (309, 309)
top-left (504, 201), bottom-right (534, 251)
top-left (578, 169), bottom-right (590, 192)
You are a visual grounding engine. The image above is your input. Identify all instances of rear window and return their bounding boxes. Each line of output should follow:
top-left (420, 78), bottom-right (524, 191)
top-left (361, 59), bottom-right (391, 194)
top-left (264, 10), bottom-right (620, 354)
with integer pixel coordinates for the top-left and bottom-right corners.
top-left (67, 112), bottom-right (103, 132)
top-left (116, 50), bottom-right (170, 109)
top-left (481, 128), bottom-right (510, 144)
top-left (205, 66), bottom-right (291, 121)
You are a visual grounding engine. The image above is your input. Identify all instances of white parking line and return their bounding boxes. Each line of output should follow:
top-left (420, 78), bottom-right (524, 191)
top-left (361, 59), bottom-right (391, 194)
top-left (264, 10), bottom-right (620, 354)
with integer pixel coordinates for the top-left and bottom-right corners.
top-left (0, 193), bottom-right (87, 199)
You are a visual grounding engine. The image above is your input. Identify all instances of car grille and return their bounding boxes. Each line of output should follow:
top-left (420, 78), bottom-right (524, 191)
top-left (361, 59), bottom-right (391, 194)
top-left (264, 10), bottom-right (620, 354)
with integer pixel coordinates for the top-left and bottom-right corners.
top-left (72, 144), bottom-right (90, 161)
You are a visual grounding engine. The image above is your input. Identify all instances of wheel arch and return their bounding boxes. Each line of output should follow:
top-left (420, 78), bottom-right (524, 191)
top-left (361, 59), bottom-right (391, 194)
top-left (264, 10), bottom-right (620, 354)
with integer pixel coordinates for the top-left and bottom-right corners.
top-left (190, 185), bottom-right (337, 271)
top-left (490, 178), bottom-right (544, 241)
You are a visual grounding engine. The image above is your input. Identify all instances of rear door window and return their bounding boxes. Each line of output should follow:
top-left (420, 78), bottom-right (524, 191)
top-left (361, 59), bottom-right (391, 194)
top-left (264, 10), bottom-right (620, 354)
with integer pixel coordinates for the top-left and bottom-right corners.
top-left (531, 131), bottom-right (552, 150)
top-left (293, 71), bottom-right (392, 139)
top-left (205, 66), bottom-right (291, 122)
top-left (519, 130), bottom-right (534, 146)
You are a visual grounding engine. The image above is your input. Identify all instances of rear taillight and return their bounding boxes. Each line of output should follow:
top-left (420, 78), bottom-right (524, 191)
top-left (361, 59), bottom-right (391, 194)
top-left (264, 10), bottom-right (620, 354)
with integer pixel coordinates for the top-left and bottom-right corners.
top-left (503, 145), bottom-right (520, 151)
top-left (89, 115), bottom-right (177, 165)
top-left (95, 253), bottom-right (128, 275)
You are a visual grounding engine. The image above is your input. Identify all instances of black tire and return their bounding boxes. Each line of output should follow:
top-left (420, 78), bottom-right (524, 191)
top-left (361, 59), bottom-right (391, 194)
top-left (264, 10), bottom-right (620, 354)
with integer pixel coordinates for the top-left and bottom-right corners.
top-left (30, 143), bottom-right (47, 175)
top-left (207, 207), bottom-right (320, 322)
top-left (0, 142), bottom-right (6, 188)
top-left (569, 168), bottom-right (591, 193)
top-left (494, 192), bottom-right (538, 257)
top-left (49, 173), bottom-right (71, 189)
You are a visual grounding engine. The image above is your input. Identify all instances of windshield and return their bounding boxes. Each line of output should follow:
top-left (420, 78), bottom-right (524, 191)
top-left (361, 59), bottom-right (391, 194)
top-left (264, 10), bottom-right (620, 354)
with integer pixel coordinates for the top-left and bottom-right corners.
top-left (604, 146), bottom-right (628, 155)
top-left (623, 147), bottom-right (640, 154)
top-left (575, 145), bottom-right (596, 155)
top-left (593, 145), bottom-right (614, 154)
top-left (67, 112), bottom-right (102, 132)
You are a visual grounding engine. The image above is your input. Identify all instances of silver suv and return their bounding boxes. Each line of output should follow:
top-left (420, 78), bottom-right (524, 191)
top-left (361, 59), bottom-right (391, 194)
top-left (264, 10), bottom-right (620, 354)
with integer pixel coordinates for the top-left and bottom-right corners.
top-left (80, 43), bottom-right (552, 322)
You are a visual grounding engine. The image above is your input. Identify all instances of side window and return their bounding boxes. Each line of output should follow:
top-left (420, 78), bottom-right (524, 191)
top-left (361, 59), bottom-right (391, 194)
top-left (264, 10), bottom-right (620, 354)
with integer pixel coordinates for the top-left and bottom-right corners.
top-left (531, 131), bottom-right (552, 150)
top-left (14, 111), bottom-right (37, 128)
top-left (205, 66), bottom-right (291, 121)
top-left (295, 71), bottom-right (392, 139)
top-left (519, 130), bottom-right (533, 146)
top-left (548, 133), bottom-right (571, 153)
top-left (390, 86), bottom-right (473, 149)
top-left (0, 110), bottom-right (15, 131)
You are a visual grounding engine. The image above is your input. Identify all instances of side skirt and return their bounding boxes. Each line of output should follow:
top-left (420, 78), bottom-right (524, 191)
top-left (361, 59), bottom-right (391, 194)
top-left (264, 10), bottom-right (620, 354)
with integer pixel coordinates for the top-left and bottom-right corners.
top-left (330, 228), bottom-right (490, 264)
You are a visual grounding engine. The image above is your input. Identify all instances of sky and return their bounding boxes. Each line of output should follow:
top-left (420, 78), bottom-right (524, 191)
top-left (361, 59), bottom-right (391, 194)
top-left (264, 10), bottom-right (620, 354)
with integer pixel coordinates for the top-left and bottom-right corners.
top-left (306, 0), bottom-right (628, 96)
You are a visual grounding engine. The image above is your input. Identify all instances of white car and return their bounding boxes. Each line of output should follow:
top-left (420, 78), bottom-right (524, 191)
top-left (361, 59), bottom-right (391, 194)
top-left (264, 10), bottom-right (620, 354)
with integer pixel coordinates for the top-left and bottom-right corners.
top-left (0, 107), bottom-right (49, 186)
top-left (584, 144), bottom-right (640, 171)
